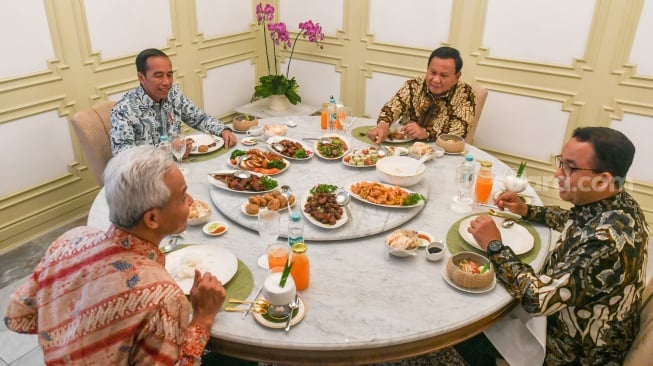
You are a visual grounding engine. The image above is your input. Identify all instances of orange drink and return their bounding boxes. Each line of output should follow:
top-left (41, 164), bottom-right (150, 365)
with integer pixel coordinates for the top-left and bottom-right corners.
top-left (321, 108), bottom-right (328, 129)
top-left (290, 243), bottom-right (310, 291)
top-left (475, 175), bottom-right (494, 204)
top-left (267, 244), bottom-right (290, 269)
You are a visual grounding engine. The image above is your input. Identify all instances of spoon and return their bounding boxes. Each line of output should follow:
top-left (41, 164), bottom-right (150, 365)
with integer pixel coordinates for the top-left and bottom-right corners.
top-left (501, 219), bottom-right (516, 228)
top-left (285, 294), bottom-right (300, 332)
top-left (160, 236), bottom-right (178, 253)
top-left (279, 185), bottom-right (294, 213)
top-left (284, 120), bottom-right (297, 127)
top-left (303, 137), bottom-right (332, 145)
top-left (255, 138), bottom-right (285, 153)
top-left (335, 189), bottom-right (353, 223)
top-left (233, 169), bottom-right (251, 179)
top-left (413, 153), bottom-right (433, 174)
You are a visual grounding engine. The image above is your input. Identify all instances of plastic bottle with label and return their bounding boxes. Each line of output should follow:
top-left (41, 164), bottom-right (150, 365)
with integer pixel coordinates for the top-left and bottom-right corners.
top-left (290, 242), bottom-right (310, 291)
top-left (327, 95), bottom-right (337, 132)
top-left (451, 154), bottom-right (475, 213)
top-left (288, 212), bottom-right (304, 247)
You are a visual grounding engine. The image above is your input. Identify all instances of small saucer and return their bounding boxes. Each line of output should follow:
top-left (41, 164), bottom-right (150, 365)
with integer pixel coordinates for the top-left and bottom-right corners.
top-left (202, 221), bottom-right (228, 236)
top-left (242, 137), bottom-right (258, 146)
top-left (253, 295), bottom-right (306, 329)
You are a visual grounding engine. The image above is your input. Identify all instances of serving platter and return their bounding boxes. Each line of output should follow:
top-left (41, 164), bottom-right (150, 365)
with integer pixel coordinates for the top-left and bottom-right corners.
top-left (457, 215), bottom-right (534, 255)
top-left (314, 135), bottom-right (350, 160)
top-left (227, 149), bottom-right (290, 176)
top-left (165, 245), bottom-right (238, 294)
top-left (208, 170), bottom-right (278, 194)
top-left (300, 191), bottom-right (349, 229)
top-left (187, 133), bottom-right (224, 155)
top-left (341, 146), bottom-right (383, 168)
top-left (265, 136), bottom-right (314, 161)
top-left (348, 181), bottom-right (426, 209)
top-left (240, 199), bottom-right (295, 217)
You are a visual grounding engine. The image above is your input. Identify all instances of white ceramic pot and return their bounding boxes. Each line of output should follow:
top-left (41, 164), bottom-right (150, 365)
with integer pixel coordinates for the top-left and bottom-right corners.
top-left (267, 94), bottom-right (291, 112)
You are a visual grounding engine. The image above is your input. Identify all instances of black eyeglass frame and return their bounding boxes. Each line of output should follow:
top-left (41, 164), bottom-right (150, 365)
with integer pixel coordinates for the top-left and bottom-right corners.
top-left (553, 155), bottom-right (603, 176)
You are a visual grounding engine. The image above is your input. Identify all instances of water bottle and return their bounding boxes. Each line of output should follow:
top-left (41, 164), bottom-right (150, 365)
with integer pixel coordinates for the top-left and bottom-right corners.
top-left (327, 95), bottom-right (337, 132)
top-left (288, 212), bottom-right (304, 247)
top-left (451, 154), bottom-right (475, 213)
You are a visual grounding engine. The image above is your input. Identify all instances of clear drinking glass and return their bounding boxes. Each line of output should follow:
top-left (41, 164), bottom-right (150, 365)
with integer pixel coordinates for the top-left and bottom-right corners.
top-left (170, 133), bottom-right (187, 174)
top-left (257, 209), bottom-right (280, 269)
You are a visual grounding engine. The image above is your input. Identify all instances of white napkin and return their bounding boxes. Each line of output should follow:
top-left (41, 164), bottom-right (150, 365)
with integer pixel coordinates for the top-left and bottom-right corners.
top-left (484, 306), bottom-right (547, 366)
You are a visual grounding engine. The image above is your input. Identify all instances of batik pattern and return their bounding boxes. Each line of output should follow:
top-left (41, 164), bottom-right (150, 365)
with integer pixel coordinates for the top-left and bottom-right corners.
top-left (377, 77), bottom-right (475, 141)
top-left (488, 191), bottom-right (649, 365)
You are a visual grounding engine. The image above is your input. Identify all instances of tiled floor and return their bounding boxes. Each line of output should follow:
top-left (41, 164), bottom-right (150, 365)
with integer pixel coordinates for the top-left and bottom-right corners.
top-left (1, 220), bottom-right (652, 365)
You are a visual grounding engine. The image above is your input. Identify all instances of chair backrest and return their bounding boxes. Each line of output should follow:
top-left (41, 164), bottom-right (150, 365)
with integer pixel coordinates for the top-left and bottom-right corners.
top-left (465, 84), bottom-right (488, 144)
top-left (623, 278), bottom-right (653, 366)
top-left (70, 101), bottom-right (116, 186)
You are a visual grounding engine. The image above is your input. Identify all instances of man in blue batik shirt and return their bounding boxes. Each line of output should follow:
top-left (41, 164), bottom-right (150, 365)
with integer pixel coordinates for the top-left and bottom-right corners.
top-left (110, 48), bottom-right (237, 156)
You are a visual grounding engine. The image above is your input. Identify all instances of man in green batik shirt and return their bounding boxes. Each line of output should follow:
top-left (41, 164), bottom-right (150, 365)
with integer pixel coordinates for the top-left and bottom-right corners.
top-left (463, 127), bottom-right (648, 365)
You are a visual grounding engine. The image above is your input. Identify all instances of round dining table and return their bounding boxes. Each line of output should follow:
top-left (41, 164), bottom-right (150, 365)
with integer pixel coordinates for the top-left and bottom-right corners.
top-left (88, 116), bottom-right (551, 365)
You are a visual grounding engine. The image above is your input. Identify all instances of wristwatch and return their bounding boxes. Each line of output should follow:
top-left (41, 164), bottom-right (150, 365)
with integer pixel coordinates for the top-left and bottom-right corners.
top-left (487, 240), bottom-right (504, 256)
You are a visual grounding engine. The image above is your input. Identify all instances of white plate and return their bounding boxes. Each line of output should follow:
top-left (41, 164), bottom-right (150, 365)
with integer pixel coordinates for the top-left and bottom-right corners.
top-left (227, 150), bottom-right (290, 176)
top-left (348, 182), bottom-right (426, 209)
top-left (265, 136), bottom-right (314, 161)
top-left (242, 137), bottom-right (259, 146)
top-left (187, 133), bottom-right (224, 155)
top-left (165, 245), bottom-right (238, 294)
top-left (457, 215), bottom-right (534, 255)
top-left (301, 191), bottom-right (349, 229)
top-left (208, 170), bottom-right (278, 194)
top-left (202, 221), bottom-right (228, 236)
top-left (341, 147), bottom-right (382, 168)
top-left (314, 135), bottom-right (350, 160)
top-left (385, 134), bottom-right (414, 143)
top-left (253, 295), bottom-right (306, 329)
top-left (441, 265), bottom-right (496, 294)
top-left (240, 199), bottom-right (295, 217)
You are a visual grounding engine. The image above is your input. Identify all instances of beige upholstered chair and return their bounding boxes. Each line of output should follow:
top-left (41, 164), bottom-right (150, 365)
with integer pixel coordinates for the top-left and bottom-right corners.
top-left (465, 84), bottom-right (488, 144)
top-left (70, 101), bottom-right (116, 186)
top-left (623, 278), bottom-right (653, 365)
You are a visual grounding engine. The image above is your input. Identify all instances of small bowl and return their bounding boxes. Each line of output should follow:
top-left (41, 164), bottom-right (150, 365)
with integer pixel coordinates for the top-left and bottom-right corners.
top-left (436, 134), bottom-right (465, 153)
top-left (263, 124), bottom-right (288, 137)
top-left (425, 241), bottom-right (445, 262)
top-left (408, 142), bottom-right (435, 160)
top-left (375, 156), bottom-right (425, 187)
top-left (446, 251), bottom-right (495, 289)
top-left (233, 114), bottom-right (259, 132)
top-left (202, 221), bottom-right (228, 236)
top-left (385, 229), bottom-right (420, 257)
top-left (188, 200), bottom-right (211, 226)
top-left (432, 145), bottom-right (445, 158)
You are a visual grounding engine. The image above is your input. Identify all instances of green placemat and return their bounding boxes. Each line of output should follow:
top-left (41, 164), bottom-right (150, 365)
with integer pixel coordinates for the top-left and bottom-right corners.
top-left (167, 245), bottom-right (254, 310)
top-left (445, 214), bottom-right (541, 264)
top-left (351, 126), bottom-right (412, 148)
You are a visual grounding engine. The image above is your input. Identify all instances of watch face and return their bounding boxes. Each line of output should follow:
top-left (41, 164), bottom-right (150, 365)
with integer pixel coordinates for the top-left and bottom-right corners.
top-left (489, 241), bottom-right (502, 252)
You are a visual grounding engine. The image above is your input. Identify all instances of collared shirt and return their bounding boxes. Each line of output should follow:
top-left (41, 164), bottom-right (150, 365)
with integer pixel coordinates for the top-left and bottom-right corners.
top-left (377, 77), bottom-right (476, 141)
top-left (110, 84), bottom-right (228, 155)
top-left (4, 225), bottom-right (209, 365)
top-left (489, 191), bottom-right (649, 365)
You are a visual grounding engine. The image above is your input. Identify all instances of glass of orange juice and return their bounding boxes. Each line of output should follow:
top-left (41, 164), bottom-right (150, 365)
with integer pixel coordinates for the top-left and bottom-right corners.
top-left (267, 243), bottom-right (290, 270)
top-left (475, 173), bottom-right (494, 204)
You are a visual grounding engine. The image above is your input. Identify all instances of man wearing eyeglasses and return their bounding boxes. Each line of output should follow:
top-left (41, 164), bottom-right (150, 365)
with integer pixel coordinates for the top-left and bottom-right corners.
top-left (461, 127), bottom-right (648, 365)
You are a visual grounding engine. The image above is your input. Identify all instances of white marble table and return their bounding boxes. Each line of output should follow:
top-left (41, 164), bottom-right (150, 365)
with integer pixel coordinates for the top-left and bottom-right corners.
top-left (88, 116), bottom-right (551, 364)
top-left (234, 98), bottom-right (321, 119)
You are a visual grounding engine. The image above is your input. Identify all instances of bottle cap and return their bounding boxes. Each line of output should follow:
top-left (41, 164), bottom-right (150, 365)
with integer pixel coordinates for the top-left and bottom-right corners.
top-left (465, 154), bottom-right (473, 161)
top-left (480, 160), bottom-right (493, 167)
top-left (291, 242), bottom-right (307, 253)
top-left (291, 212), bottom-right (301, 222)
top-left (160, 135), bottom-right (169, 142)
top-left (329, 95), bottom-right (336, 103)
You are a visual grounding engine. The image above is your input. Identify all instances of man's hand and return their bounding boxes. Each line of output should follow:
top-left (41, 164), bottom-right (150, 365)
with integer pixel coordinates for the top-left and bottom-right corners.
top-left (468, 215), bottom-right (502, 251)
top-left (189, 270), bottom-right (226, 330)
top-left (221, 130), bottom-right (237, 149)
top-left (366, 122), bottom-right (389, 144)
top-left (401, 122), bottom-right (428, 140)
top-left (495, 191), bottom-right (528, 217)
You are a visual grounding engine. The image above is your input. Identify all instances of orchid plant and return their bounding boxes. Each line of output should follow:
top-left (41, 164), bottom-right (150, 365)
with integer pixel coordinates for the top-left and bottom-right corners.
top-left (254, 2), bottom-right (325, 105)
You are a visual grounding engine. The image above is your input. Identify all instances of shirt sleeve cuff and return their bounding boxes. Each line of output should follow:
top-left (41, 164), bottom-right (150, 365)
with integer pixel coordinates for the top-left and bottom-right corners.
top-left (182, 324), bottom-right (210, 358)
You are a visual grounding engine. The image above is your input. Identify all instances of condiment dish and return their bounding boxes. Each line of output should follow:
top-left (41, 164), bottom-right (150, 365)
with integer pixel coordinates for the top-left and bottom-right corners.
top-left (203, 221), bottom-right (228, 236)
top-left (425, 241), bottom-right (445, 262)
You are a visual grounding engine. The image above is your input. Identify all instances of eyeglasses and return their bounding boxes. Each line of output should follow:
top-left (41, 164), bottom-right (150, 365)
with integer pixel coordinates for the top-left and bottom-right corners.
top-left (554, 155), bottom-right (601, 176)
